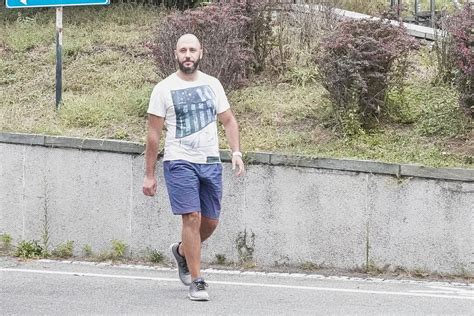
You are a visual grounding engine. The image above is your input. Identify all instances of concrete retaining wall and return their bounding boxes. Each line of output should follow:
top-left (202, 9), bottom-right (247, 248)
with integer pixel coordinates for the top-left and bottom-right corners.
top-left (1, 133), bottom-right (473, 275)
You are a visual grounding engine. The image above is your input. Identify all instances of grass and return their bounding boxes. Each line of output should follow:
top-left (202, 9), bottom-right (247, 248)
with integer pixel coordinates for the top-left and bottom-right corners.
top-left (311, 0), bottom-right (468, 15)
top-left (0, 4), bottom-right (472, 168)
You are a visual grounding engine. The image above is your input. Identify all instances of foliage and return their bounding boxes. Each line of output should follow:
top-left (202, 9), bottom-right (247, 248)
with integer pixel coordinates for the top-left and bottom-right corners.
top-left (215, 254), bottom-right (226, 265)
top-left (0, 4), bottom-right (470, 168)
top-left (82, 244), bottom-right (93, 257)
top-left (315, 18), bottom-right (419, 133)
top-left (14, 240), bottom-right (44, 259)
top-left (387, 80), bottom-right (468, 137)
top-left (51, 241), bottom-right (75, 259)
top-left (1, 233), bottom-right (13, 251)
top-left (150, 2), bottom-right (258, 89)
top-left (416, 86), bottom-right (467, 137)
top-left (109, 0), bottom-right (208, 10)
top-left (244, 0), bottom-right (274, 72)
top-left (111, 239), bottom-right (127, 258)
top-left (146, 248), bottom-right (164, 263)
top-left (443, 3), bottom-right (473, 117)
top-left (96, 240), bottom-right (128, 261)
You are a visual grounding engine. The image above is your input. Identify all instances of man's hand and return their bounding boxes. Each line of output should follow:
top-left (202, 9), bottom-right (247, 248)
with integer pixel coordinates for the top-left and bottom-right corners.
top-left (232, 156), bottom-right (245, 177)
top-left (142, 176), bottom-right (157, 196)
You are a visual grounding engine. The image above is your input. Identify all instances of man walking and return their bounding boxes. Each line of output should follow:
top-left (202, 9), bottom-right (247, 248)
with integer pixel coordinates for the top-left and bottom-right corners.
top-left (142, 34), bottom-right (245, 301)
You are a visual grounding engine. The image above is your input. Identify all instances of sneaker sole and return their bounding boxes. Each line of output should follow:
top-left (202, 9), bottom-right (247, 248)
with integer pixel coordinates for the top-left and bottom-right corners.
top-left (169, 243), bottom-right (191, 286)
top-left (188, 294), bottom-right (210, 301)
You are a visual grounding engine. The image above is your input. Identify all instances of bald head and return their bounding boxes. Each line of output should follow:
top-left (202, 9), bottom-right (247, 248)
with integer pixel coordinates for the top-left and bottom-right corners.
top-left (176, 34), bottom-right (201, 50)
top-left (175, 34), bottom-right (203, 75)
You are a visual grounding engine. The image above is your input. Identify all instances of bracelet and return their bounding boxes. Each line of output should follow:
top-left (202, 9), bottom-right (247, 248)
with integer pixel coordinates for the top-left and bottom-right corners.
top-left (232, 151), bottom-right (242, 157)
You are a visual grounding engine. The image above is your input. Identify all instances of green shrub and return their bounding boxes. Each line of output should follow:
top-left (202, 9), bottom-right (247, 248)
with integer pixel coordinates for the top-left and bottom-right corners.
top-left (82, 244), bottom-right (93, 257)
top-left (215, 254), bottom-right (226, 265)
top-left (111, 239), bottom-right (127, 258)
top-left (1, 233), bottom-right (13, 251)
top-left (52, 241), bottom-right (75, 259)
top-left (146, 248), bottom-right (164, 263)
top-left (14, 240), bottom-right (44, 259)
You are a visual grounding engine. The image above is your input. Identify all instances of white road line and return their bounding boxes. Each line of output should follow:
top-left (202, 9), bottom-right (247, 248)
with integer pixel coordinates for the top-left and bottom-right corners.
top-left (2, 268), bottom-right (473, 301)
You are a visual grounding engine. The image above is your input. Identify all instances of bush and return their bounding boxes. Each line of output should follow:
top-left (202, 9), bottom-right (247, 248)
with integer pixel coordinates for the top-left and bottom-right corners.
top-left (443, 3), bottom-right (473, 118)
top-left (109, 0), bottom-right (204, 10)
top-left (51, 241), bottom-right (75, 259)
top-left (1, 233), bottom-right (12, 252)
top-left (150, 2), bottom-right (258, 89)
top-left (146, 248), bottom-right (164, 263)
top-left (316, 18), bottom-right (419, 132)
top-left (14, 240), bottom-right (44, 259)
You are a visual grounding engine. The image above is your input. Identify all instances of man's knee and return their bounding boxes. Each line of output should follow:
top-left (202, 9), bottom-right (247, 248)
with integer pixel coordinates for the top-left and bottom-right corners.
top-left (202, 217), bottom-right (218, 231)
top-left (182, 212), bottom-right (201, 229)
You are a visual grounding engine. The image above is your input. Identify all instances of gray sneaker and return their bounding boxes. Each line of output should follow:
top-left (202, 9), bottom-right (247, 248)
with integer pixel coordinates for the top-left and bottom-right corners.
top-left (170, 242), bottom-right (191, 286)
top-left (188, 277), bottom-right (209, 301)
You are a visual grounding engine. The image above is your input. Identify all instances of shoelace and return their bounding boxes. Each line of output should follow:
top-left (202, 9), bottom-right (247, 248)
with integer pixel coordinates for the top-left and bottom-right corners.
top-left (179, 259), bottom-right (189, 273)
top-left (194, 280), bottom-right (208, 291)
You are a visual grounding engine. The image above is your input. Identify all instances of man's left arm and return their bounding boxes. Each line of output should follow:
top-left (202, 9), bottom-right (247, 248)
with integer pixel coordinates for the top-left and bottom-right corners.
top-left (218, 109), bottom-right (245, 176)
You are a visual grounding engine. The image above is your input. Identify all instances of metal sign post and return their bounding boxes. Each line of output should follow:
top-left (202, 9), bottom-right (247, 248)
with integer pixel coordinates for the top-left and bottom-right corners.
top-left (6, 0), bottom-right (110, 111)
top-left (430, 0), bottom-right (436, 28)
top-left (56, 7), bottom-right (63, 110)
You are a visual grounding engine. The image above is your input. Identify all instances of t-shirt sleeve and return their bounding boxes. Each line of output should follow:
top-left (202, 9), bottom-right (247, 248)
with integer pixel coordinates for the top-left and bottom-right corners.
top-left (147, 85), bottom-right (167, 117)
top-left (214, 80), bottom-right (230, 114)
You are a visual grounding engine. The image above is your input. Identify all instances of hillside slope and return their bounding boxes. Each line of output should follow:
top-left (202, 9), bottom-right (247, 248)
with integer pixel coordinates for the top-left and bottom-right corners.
top-left (0, 5), bottom-right (472, 168)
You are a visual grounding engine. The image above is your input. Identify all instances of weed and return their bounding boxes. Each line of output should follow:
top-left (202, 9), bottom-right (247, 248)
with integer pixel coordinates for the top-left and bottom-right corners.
top-left (215, 254), bottom-right (226, 265)
top-left (146, 248), bottom-right (164, 264)
top-left (417, 93), bottom-right (468, 137)
top-left (51, 241), bottom-right (74, 259)
top-left (283, 67), bottom-right (318, 88)
top-left (235, 229), bottom-right (255, 264)
top-left (412, 268), bottom-right (430, 278)
top-left (82, 244), bottom-right (93, 257)
top-left (111, 239), bottom-right (127, 258)
top-left (300, 261), bottom-right (321, 271)
top-left (14, 240), bottom-right (44, 259)
top-left (1, 233), bottom-right (13, 251)
top-left (41, 179), bottom-right (51, 258)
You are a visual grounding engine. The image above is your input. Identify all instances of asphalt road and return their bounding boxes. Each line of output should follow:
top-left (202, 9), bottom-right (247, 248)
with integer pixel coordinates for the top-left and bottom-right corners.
top-left (1, 258), bottom-right (473, 315)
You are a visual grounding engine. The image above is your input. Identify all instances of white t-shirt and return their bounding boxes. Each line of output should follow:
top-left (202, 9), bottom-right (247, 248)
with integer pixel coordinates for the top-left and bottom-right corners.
top-left (147, 71), bottom-right (230, 164)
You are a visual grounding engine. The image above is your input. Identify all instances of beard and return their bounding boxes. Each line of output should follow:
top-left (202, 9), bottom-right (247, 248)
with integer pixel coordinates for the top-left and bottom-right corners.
top-left (178, 57), bottom-right (200, 74)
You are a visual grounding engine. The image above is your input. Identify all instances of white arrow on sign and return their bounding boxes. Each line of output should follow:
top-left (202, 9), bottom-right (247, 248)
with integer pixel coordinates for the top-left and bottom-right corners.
top-left (20, 0), bottom-right (27, 4)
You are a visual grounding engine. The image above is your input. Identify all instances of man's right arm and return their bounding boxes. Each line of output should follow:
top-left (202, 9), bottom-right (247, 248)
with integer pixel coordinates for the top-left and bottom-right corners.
top-left (142, 114), bottom-right (165, 196)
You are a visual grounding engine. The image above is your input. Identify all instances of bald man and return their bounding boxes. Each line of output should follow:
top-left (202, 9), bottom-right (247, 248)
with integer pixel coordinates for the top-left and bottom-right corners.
top-left (143, 34), bottom-right (245, 301)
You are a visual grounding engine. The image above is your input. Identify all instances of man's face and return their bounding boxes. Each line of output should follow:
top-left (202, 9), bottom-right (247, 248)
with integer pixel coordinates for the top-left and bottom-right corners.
top-left (175, 38), bottom-right (202, 74)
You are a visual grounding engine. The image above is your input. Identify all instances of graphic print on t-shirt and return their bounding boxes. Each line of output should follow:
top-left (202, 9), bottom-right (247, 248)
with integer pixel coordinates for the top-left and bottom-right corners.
top-left (171, 85), bottom-right (217, 139)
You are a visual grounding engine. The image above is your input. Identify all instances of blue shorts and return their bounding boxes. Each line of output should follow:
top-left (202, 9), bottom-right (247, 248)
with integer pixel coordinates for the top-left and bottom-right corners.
top-left (163, 160), bottom-right (223, 220)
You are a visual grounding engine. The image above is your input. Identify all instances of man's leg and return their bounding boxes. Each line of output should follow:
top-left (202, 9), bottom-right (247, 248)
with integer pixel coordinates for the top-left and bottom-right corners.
top-left (181, 212), bottom-right (202, 280)
top-left (181, 211), bottom-right (210, 301)
top-left (178, 215), bottom-right (217, 256)
top-left (200, 216), bottom-right (218, 242)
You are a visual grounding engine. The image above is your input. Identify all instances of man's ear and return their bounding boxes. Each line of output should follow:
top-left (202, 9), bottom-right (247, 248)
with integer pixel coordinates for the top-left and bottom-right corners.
top-left (174, 50), bottom-right (178, 60)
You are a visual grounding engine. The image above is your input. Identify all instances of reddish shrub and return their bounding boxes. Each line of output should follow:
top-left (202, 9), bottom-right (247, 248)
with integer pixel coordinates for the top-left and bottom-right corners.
top-left (315, 18), bottom-right (419, 129)
top-left (444, 3), bottom-right (473, 117)
top-left (150, 2), bottom-right (256, 89)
